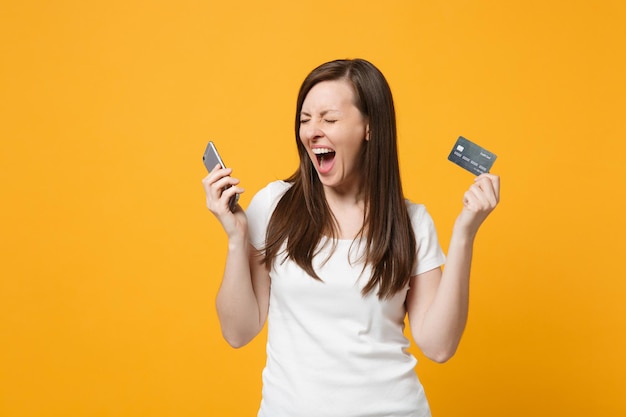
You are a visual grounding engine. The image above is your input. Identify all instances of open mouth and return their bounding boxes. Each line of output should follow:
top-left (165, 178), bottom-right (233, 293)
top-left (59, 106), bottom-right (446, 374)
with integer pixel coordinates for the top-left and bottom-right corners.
top-left (312, 147), bottom-right (336, 169)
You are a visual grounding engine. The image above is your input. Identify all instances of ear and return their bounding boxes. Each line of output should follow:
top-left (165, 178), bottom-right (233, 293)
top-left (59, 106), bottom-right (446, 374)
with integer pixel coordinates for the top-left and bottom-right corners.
top-left (365, 123), bottom-right (370, 141)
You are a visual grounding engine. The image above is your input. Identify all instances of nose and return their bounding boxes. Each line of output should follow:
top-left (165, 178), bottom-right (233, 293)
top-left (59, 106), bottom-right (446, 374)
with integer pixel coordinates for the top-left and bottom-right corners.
top-left (300, 121), bottom-right (323, 141)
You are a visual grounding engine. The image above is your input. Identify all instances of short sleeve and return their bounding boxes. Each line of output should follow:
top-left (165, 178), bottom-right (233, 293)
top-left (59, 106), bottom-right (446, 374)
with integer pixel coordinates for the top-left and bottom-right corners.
top-left (246, 181), bottom-right (291, 250)
top-left (406, 202), bottom-right (446, 276)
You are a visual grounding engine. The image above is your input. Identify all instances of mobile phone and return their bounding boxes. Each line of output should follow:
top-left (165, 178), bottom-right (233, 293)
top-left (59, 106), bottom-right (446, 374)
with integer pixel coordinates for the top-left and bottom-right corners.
top-left (202, 141), bottom-right (239, 212)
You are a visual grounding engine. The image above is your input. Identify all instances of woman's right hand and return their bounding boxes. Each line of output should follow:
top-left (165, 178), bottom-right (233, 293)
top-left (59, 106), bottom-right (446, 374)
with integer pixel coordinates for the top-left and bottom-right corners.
top-left (202, 164), bottom-right (246, 240)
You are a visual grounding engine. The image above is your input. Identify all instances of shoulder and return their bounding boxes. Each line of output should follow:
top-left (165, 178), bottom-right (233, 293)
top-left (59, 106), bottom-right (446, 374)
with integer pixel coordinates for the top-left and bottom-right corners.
top-left (404, 199), bottom-right (446, 274)
top-left (264, 179), bottom-right (292, 195)
top-left (404, 199), bottom-right (440, 240)
top-left (404, 200), bottom-right (431, 224)
top-left (251, 180), bottom-right (292, 208)
top-left (246, 180), bottom-right (292, 249)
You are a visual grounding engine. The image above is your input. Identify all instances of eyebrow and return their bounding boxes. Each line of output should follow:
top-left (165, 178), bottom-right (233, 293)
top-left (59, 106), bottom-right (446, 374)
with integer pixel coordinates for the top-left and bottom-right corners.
top-left (300, 109), bottom-right (341, 117)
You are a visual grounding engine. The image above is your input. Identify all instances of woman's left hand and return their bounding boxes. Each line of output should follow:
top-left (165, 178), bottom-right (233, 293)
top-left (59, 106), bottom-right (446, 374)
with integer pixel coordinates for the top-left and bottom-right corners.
top-left (454, 173), bottom-right (500, 238)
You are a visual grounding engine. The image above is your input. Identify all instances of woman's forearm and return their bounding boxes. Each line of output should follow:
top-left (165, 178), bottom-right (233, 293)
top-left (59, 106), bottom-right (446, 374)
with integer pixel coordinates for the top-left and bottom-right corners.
top-left (215, 236), bottom-right (268, 348)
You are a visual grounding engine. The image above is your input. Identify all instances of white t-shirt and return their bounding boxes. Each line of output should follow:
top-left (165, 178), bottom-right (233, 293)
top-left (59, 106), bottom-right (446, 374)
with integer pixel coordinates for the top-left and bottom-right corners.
top-left (247, 181), bottom-right (446, 417)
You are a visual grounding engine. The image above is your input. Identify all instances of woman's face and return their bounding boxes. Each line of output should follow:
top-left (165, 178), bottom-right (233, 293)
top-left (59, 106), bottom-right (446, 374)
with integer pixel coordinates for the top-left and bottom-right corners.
top-left (299, 79), bottom-right (369, 196)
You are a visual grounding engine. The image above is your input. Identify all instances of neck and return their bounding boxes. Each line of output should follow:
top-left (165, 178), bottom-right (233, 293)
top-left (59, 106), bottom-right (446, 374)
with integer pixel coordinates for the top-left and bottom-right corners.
top-left (323, 188), bottom-right (367, 240)
top-left (324, 187), bottom-right (364, 207)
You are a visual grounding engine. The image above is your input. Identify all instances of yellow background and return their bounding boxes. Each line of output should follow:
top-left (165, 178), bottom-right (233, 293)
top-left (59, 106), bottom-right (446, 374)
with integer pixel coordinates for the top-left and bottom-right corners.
top-left (1, 1), bottom-right (625, 416)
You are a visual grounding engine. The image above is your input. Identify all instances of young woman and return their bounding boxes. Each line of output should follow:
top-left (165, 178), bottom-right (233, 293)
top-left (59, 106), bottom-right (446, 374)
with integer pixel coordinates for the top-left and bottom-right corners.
top-left (203, 58), bottom-right (500, 417)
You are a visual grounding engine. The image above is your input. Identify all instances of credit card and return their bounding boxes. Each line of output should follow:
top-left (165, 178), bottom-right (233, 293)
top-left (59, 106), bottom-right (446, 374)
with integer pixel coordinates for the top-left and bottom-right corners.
top-left (448, 136), bottom-right (497, 175)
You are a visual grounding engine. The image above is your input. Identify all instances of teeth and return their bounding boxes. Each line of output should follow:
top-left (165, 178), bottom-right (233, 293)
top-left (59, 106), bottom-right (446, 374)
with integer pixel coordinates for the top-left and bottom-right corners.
top-left (312, 148), bottom-right (334, 155)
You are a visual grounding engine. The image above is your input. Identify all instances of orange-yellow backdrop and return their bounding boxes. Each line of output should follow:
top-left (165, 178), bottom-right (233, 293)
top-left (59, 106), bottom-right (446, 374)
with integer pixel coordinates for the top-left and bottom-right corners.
top-left (1, 1), bottom-right (625, 416)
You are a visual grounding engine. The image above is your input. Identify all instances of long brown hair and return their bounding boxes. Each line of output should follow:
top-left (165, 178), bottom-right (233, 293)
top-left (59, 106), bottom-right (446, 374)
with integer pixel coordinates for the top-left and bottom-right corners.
top-left (263, 59), bottom-right (416, 299)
